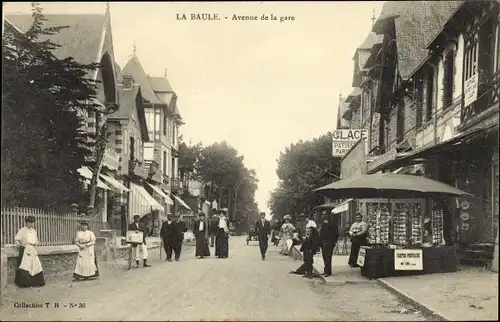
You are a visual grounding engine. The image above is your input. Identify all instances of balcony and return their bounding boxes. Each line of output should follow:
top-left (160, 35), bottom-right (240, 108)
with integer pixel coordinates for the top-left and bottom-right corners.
top-left (102, 148), bottom-right (120, 171)
top-left (129, 159), bottom-right (148, 180)
top-left (460, 70), bottom-right (500, 130)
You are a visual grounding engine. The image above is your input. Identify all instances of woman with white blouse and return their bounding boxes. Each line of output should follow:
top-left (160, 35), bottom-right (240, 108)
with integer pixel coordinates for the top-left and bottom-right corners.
top-left (73, 220), bottom-right (99, 281)
top-left (348, 213), bottom-right (369, 267)
top-left (14, 216), bottom-right (45, 288)
top-left (279, 214), bottom-right (295, 255)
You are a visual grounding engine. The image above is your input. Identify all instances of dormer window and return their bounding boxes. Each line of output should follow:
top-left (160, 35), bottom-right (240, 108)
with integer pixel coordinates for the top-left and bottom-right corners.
top-left (122, 74), bottom-right (133, 89)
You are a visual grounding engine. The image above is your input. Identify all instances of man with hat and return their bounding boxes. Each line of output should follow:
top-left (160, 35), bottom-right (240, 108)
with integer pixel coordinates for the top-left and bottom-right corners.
top-left (255, 212), bottom-right (271, 260)
top-left (128, 215), bottom-right (151, 268)
top-left (193, 212), bottom-right (210, 258)
top-left (319, 210), bottom-right (339, 277)
top-left (160, 212), bottom-right (187, 261)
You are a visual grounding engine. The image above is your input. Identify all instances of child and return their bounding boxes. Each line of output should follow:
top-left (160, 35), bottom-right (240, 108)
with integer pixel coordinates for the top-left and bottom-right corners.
top-left (300, 227), bottom-right (319, 278)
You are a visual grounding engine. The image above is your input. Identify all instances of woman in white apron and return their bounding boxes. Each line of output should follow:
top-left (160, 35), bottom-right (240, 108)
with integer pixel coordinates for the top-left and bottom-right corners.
top-left (73, 220), bottom-right (99, 281)
top-left (279, 215), bottom-right (295, 255)
top-left (14, 216), bottom-right (45, 288)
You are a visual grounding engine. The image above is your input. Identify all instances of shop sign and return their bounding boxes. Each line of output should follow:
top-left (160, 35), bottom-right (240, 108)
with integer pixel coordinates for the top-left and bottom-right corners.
top-left (394, 249), bottom-right (423, 270)
top-left (332, 129), bottom-right (369, 157)
top-left (357, 247), bottom-right (366, 267)
top-left (464, 71), bottom-right (478, 107)
top-left (367, 148), bottom-right (397, 173)
top-left (341, 138), bottom-right (367, 179)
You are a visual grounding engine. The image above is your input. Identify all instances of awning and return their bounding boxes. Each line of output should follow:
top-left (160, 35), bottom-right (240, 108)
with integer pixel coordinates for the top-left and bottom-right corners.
top-left (313, 202), bottom-right (338, 210)
top-left (78, 167), bottom-right (110, 190)
top-left (170, 193), bottom-right (192, 210)
top-left (99, 173), bottom-right (130, 192)
top-left (145, 182), bottom-right (174, 205)
top-left (332, 199), bottom-right (353, 214)
top-left (130, 182), bottom-right (164, 212)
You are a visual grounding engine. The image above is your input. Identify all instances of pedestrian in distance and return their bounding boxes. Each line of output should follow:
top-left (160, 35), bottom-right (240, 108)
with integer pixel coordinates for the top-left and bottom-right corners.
top-left (255, 212), bottom-right (271, 260)
top-left (193, 212), bottom-right (210, 259)
top-left (215, 210), bottom-right (230, 258)
top-left (319, 211), bottom-right (339, 277)
top-left (14, 216), bottom-right (45, 288)
top-left (279, 214), bottom-right (295, 255)
top-left (73, 220), bottom-right (99, 281)
top-left (209, 210), bottom-right (219, 248)
top-left (128, 215), bottom-right (151, 268)
top-left (160, 213), bottom-right (187, 261)
top-left (348, 212), bottom-right (368, 267)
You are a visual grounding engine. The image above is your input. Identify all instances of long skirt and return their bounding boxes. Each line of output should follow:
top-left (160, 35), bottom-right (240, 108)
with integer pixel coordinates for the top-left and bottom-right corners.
top-left (348, 234), bottom-right (367, 267)
top-left (280, 234), bottom-right (291, 255)
top-left (216, 229), bottom-right (229, 258)
top-left (195, 234), bottom-right (211, 257)
top-left (15, 246), bottom-right (45, 288)
top-left (73, 247), bottom-right (99, 280)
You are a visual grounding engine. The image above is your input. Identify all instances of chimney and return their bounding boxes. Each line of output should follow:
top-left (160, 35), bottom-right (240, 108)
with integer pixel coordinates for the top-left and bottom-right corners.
top-left (122, 74), bottom-right (133, 89)
top-left (164, 68), bottom-right (168, 78)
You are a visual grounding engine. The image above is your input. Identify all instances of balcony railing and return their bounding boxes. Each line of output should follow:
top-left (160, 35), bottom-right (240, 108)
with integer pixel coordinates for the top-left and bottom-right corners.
top-left (461, 70), bottom-right (500, 125)
top-left (102, 148), bottom-right (120, 171)
top-left (129, 160), bottom-right (148, 180)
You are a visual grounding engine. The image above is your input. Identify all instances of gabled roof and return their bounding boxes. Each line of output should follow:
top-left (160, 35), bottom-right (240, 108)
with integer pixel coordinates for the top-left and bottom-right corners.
top-left (120, 55), bottom-right (161, 104)
top-left (359, 32), bottom-right (384, 51)
top-left (345, 88), bottom-right (362, 103)
top-left (109, 84), bottom-right (150, 142)
top-left (149, 76), bottom-right (174, 93)
top-left (6, 13), bottom-right (107, 66)
top-left (337, 99), bottom-right (352, 126)
top-left (372, 1), bottom-right (463, 80)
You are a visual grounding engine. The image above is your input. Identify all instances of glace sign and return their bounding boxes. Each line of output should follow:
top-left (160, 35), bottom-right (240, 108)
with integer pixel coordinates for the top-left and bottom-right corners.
top-left (332, 129), bottom-right (369, 157)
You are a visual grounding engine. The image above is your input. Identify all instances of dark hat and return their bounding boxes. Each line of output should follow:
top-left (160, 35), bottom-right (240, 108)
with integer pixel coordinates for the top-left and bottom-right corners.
top-left (218, 209), bottom-right (225, 214)
top-left (133, 215), bottom-right (141, 220)
top-left (25, 216), bottom-right (36, 223)
top-left (260, 212), bottom-right (266, 216)
top-left (79, 220), bottom-right (89, 226)
top-left (199, 212), bottom-right (206, 217)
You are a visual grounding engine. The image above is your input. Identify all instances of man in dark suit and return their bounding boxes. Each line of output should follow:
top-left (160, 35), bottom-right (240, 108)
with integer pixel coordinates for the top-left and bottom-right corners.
top-left (128, 215), bottom-right (151, 268)
top-left (319, 211), bottom-right (339, 277)
top-left (208, 210), bottom-right (219, 248)
top-left (160, 213), bottom-right (187, 261)
top-left (255, 212), bottom-right (271, 260)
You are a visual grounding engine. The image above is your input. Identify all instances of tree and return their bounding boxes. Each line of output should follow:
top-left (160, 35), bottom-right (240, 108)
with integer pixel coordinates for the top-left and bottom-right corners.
top-left (2, 3), bottom-right (101, 211)
top-left (267, 132), bottom-right (340, 220)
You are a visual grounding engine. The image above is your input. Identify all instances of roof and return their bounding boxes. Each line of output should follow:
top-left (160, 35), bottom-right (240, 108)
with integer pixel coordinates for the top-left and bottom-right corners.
top-left (6, 13), bottom-right (107, 65)
top-left (114, 62), bottom-right (121, 75)
top-left (120, 55), bottom-right (161, 104)
top-left (149, 76), bottom-right (174, 93)
top-left (359, 32), bottom-right (384, 51)
top-left (372, 1), bottom-right (463, 80)
top-left (345, 87), bottom-right (362, 103)
top-left (109, 85), bottom-right (150, 142)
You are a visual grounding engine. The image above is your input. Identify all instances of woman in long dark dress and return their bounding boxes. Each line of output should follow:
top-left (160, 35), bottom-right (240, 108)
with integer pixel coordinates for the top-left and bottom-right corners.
top-left (216, 213), bottom-right (229, 258)
top-left (348, 213), bottom-right (368, 267)
top-left (193, 213), bottom-right (210, 258)
top-left (14, 216), bottom-right (45, 288)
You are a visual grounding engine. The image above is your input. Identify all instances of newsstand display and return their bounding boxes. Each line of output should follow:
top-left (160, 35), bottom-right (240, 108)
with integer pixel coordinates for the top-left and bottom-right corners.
top-left (357, 199), bottom-right (456, 279)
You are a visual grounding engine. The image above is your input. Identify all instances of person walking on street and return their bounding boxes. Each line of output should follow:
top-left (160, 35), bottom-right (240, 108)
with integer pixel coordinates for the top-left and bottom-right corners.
top-left (209, 210), bottom-right (219, 248)
top-left (160, 214), bottom-right (187, 261)
top-left (215, 210), bottom-right (230, 258)
top-left (255, 212), bottom-right (271, 260)
top-left (319, 211), bottom-right (339, 277)
top-left (73, 220), bottom-right (99, 281)
top-left (128, 215), bottom-right (151, 268)
top-left (279, 214), bottom-right (295, 255)
top-left (348, 213), bottom-right (368, 267)
top-left (14, 216), bottom-right (45, 288)
top-left (193, 212), bottom-right (210, 259)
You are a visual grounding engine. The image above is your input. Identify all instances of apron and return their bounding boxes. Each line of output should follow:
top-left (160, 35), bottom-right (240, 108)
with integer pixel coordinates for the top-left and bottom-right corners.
top-left (19, 244), bottom-right (43, 276)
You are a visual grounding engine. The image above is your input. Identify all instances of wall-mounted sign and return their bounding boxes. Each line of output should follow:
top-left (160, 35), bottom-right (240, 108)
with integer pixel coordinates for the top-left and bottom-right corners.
top-left (394, 249), bottom-right (423, 270)
top-left (332, 129), bottom-right (369, 157)
top-left (464, 71), bottom-right (478, 107)
top-left (341, 138), bottom-right (367, 179)
top-left (367, 148), bottom-right (397, 173)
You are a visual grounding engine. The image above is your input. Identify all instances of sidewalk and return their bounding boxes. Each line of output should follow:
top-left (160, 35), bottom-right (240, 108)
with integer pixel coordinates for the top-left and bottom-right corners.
top-left (312, 253), bottom-right (375, 285)
top-left (378, 266), bottom-right (498, 321)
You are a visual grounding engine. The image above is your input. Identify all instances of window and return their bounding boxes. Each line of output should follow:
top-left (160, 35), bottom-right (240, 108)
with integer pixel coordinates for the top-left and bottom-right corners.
top-left (171, 122), bottom-right (175, 144)
top-left (163, 151), bottom-right (167, 174)
top-left (443, 50), bottom-right (455, 109)
top-left (145, 111), bottom-right (154, 131)
top-left (415, 76), bottom-right (424, 128)
top-left (130, 137), bottom-right (135, 162)
top-left (396, 96), bottom-right (405, 143)
top-left (425, 67), bottom-right (435, 121)
top-left (155, 113), bottom-right (161, 134)
top-left (163, 113), bottom-right (167, 135)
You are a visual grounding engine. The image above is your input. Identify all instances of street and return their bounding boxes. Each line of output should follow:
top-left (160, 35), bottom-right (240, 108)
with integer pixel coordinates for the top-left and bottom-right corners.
top-left (1, 236), bottom-right (427, 321)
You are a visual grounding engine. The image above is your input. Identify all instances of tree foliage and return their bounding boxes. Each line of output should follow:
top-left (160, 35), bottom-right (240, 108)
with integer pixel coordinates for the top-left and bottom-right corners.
top-left (267, 132), bottom-right (341, 220)
top-left (178, 138), bottom-right (260, 226)
top-left (2, 3), bottom-right (101, 210)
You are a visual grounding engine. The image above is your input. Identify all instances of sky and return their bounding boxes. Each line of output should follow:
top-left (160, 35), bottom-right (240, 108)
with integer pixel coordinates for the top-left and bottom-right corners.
top-left (5, 1), bottom-right (384, 215)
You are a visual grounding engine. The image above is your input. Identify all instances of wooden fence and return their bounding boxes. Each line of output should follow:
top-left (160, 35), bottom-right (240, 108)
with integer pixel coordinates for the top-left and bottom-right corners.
top-left (1, 207), bottom-right (108, 247)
